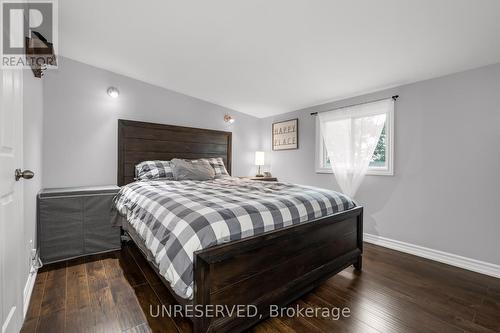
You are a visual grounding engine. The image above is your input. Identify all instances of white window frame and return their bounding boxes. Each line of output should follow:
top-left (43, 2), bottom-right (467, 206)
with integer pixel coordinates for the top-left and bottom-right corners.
top-left (315, 104), bottom-right (394, 176)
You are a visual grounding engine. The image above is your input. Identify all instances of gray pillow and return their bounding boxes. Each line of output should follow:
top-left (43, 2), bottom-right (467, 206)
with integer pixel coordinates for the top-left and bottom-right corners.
top-left (171, 158), bottom-right (215, 181)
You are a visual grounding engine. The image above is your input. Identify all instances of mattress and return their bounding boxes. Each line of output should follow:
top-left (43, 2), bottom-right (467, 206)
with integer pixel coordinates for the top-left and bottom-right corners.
top-left (112, 177), bottom-right (355, 300)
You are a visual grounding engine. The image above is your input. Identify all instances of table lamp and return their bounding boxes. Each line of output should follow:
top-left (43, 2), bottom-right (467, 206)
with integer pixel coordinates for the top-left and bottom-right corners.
top-left (255, 151), bottom-right (265, 177)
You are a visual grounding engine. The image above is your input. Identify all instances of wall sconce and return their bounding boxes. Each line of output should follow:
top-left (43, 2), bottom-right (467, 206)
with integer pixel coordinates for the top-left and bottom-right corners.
top-left (224, 114), bottom-right (235, 124)
top-left (107, 87), bottom-right (120, 98)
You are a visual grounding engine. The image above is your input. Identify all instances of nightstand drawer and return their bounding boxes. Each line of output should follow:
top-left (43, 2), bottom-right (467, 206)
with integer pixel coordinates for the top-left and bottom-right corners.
top-left (40, 209), bottom-right (84, 262)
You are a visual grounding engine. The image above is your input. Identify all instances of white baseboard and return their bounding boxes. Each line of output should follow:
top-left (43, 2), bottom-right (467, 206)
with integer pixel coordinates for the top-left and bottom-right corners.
top-left (23, 266), bottom-right (38, 318)
top-left (363, 233), bottom-right (500, 279)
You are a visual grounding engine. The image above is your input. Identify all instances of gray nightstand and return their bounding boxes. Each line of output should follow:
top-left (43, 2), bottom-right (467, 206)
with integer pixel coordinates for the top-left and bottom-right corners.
top-left (239, 177), bottom-right (278, 182)
top-left (38, 185), bottom-right (121, 264)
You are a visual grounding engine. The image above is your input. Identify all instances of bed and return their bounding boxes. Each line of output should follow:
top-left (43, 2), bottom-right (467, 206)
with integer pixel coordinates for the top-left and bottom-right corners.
top-left (115, 119), bottom-right (363, 333)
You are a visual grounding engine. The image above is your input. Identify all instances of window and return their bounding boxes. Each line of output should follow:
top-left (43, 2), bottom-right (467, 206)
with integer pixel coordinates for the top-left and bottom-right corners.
top-left (315, 103), bottom-right (394, 176)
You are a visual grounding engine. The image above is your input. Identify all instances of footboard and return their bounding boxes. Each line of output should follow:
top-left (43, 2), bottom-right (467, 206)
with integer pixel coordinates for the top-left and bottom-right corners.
top-left (192, 206), bottom-right (363, 333)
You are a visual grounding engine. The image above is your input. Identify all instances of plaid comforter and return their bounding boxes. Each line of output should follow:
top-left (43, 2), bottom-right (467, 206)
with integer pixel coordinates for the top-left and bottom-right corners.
top-left (113, 177), bottom-right (355, 299)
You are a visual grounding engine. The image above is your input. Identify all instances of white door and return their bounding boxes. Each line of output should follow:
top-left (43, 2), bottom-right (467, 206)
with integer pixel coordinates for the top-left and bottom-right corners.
top-left (0, 69), bottom-right (25, 333)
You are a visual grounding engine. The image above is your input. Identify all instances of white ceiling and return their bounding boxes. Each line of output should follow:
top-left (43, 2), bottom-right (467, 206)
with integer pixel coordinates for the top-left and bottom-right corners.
top-left (60, 0), bottom-right (500, 118)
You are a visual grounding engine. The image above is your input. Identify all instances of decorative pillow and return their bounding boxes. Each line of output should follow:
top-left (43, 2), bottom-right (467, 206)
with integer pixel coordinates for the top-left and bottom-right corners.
top-left (171, 158), bottom-right (215, 181)
top-left (203, 157), bottom-right (230, 178)
top-left (135, 160), bottom-right (174, 180)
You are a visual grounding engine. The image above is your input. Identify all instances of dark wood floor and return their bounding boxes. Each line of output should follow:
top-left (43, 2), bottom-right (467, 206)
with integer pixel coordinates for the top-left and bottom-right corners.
top-left (21, 243), bottom-right (500, 333)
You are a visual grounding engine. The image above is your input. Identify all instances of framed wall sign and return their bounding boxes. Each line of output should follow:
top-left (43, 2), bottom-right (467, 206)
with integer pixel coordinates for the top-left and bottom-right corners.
top-left (272, 118), bottom-right (298, 150)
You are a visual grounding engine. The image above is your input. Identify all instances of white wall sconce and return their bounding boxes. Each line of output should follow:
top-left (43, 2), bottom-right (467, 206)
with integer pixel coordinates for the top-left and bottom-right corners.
top-left (224, 114), bottom-right (235, 124)
top-left (107, 87), bottom-right (120, 98)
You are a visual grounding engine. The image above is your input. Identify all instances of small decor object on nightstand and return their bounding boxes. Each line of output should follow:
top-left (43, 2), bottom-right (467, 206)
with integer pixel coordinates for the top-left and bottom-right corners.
top-left (273, 118), bottom-right (298, 150)
top-left (255, 151), bottom-right (265, 177)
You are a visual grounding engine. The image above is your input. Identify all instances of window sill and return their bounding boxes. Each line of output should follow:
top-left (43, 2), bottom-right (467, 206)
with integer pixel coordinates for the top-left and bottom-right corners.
top-left (315, 167), bottom-right (394, 176)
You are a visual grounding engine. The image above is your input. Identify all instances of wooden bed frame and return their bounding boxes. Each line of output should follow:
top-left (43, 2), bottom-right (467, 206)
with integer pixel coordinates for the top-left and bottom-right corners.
top-left (117, 119), bottom-right (363, 333)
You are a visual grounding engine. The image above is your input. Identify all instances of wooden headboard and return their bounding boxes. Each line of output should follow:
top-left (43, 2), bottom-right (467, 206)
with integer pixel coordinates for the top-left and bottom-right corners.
top-left (117, 119), bottom-right (232, 186)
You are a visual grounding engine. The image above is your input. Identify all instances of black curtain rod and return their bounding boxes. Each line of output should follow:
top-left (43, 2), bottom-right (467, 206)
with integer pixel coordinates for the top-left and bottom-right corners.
top-left (310, 95), bottom-right (399, 116)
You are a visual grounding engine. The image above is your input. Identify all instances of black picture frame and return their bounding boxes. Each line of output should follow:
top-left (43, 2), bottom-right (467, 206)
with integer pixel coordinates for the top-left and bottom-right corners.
top-left (272, 118), bottom-right (298, 151)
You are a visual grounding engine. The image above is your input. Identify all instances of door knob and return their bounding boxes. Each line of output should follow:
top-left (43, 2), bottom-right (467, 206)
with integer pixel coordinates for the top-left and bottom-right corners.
top-left (15, 169), bottom-right (34, 181)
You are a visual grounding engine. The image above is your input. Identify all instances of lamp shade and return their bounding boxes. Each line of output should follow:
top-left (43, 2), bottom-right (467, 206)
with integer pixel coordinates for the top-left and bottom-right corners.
top-left (255, 151), bottom-right (265, 166)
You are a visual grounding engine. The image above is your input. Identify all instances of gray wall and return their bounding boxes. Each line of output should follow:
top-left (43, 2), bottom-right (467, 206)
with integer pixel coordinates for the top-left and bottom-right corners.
top-left (261, 63), bottom-right (500, 265)
top-left (23, 71), bottom-right (43, 279)
top-left (42, 57), bottom-right (261, 188)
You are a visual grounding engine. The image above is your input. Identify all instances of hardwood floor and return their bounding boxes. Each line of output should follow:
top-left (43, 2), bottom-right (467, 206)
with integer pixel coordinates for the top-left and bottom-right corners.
top-left (21, 243), bottom-right (500, 333)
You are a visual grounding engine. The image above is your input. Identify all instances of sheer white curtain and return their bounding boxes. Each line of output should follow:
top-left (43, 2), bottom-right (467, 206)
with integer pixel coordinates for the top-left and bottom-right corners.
top-left (318, 99), bottom-right (393, 197)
